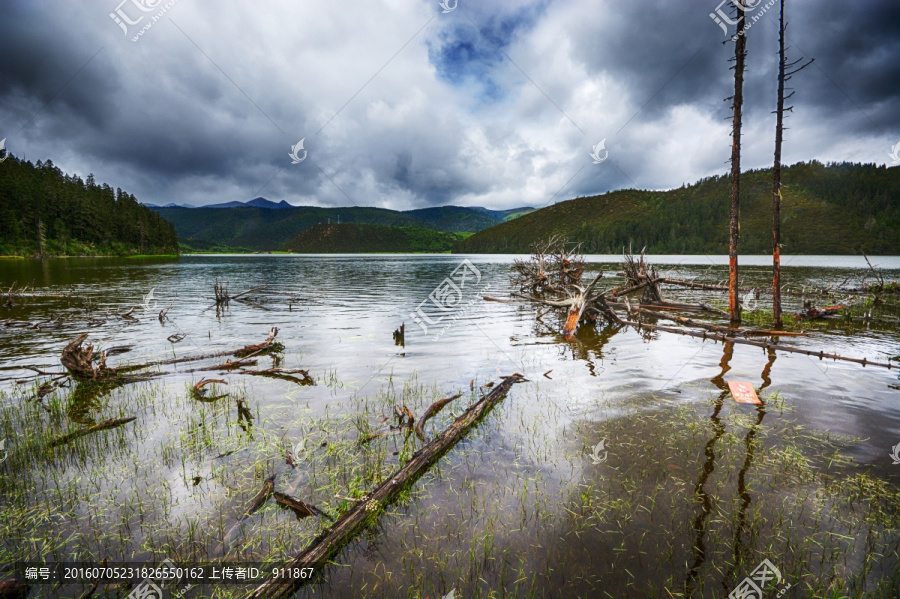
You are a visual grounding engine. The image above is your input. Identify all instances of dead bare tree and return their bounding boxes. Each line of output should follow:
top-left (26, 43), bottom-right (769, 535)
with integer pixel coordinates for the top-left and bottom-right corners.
top-left (728, 0), bottom-right (748, 323)
top-left (621, 247), bottom-right (663, 303)
top-left (513, 234), bottom-right (584, 294)
top-left (772, 0), bottom-right (814, 326)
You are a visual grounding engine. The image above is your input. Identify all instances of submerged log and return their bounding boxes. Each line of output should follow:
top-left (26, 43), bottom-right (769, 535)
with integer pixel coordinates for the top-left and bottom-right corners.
top-left (49, 416), bottom-right (137, 447)
top-left (234, 327), bottom-right (282, 358)
top-left (245, 374), bottom-right (527, 599)
top-left (414, 392), bottom-right (462, 442)
top-left (636, 308), bottom-right (807, 337)
top-left (273, 492), bottom-right (333, 521)
top-left (796, 305), bottom-right (845, 320)
top-left (621, 319), bottom-right (893, 369)
top-left (240, 474), bottom-right (276, 522)
top-left (237, 367), bottom-right (313, 385)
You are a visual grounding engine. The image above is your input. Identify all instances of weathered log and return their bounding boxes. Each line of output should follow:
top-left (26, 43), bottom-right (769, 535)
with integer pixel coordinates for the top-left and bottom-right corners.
top-left (205, 358), bottom-right (258, 370)
top-left (636, 308), bottom-right (807, 337)
top-left (237, 367), bottom-right (313, 385)
top-left (621, 320), bottom-right (893, 369)
top-left (229, 285), bottom-right (269, 301)
top-left (60, 334), bottom-right (116, 380)
top-left (796, 305), bottom-right (845, 320)
top-left (234, 327), bottom-right (282, 358)
top-left (245, 374), bottom-right (527, 599)
top-left (414, 392), bottom-right (462, 442)
top-left (273, 492), bottom-right (333, 521)
top-left (240, 474), bottom-right (276, 522)
top-left (49, 416), bottom-right (137, 447)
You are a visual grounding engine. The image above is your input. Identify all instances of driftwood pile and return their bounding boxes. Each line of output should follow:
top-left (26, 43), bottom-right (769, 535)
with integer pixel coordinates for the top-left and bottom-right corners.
top-left (500, 239), bottom-right (898, 371)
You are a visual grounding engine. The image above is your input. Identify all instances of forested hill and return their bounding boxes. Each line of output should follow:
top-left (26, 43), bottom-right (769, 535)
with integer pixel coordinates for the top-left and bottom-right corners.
top-left (454, 161), bottom-right (900, 255)
top-left (0, 156), bottom-right (178, 256)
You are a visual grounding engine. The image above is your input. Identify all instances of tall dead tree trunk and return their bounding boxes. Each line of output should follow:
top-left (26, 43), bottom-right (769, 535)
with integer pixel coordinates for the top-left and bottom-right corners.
top-left (772, 0), bottom-right (813, 327)
top-left (728, 1), bottom-right (748, 323)
top-left (772, 1), bottom-right (786, 327)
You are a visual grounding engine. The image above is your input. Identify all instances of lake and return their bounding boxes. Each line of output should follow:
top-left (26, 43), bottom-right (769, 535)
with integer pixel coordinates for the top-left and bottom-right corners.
top-left (1, 254), bottom-right (899, 598)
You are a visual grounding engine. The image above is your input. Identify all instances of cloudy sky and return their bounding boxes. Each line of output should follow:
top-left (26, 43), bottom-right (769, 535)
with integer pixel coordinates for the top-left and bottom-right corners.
top-left (1, 0), bottom-right (898, 209)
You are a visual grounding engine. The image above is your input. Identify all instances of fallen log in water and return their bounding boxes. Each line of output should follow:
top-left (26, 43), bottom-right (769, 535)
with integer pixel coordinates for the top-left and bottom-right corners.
top-left (414, 392), bottom-right (462, 442)
top-left (273, 492), bottom-right (333, 521)
top-left (636, 308), bottom-right (807, 337)
top-left (60, 334), bottom-right (116, 380)
top-left (234, 327), bottom-right (282, 358)
top-left (236, 367), bottom-right (314, 385)
top-left (245, 374), bottom-right (527, 599)
top-left (621, 319), bottom-right (893, 369)
top-left (63, 329), bottom-right (284, 377)
top-left (49, 416), bottom-right (137, 447)
top-left (219, 474), bottom-right (276, 556)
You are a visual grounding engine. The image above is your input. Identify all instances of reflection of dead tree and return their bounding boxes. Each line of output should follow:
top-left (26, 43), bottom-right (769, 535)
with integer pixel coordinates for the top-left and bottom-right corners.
top-left (513, 234), bottom-right (584, 294)
top-left (247, 373), bottom-right (526, 599)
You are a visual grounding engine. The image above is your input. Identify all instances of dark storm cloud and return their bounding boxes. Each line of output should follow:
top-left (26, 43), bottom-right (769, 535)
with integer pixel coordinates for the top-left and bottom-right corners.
top-left (0, 0), bottom-right (897, 209)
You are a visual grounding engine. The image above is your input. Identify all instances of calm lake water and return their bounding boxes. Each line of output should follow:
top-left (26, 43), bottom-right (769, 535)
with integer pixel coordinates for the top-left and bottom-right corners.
top-left (1, 254), bottom-right (899, 598)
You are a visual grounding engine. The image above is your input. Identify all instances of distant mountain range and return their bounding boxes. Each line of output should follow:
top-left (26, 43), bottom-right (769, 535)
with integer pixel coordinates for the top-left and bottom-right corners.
top-left (142, 197), bottom-right (295, 209)
top-left (145, 200), bottom-right (534, 252)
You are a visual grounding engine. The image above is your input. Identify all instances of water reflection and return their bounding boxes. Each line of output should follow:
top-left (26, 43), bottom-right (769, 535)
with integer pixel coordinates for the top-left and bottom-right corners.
top-left (684, 341), bottom-right (734, 595)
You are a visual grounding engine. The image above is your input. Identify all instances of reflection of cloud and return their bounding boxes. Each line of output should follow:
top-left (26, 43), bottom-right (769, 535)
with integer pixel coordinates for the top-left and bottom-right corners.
top-left (0, 0), bottom-right (897, 210)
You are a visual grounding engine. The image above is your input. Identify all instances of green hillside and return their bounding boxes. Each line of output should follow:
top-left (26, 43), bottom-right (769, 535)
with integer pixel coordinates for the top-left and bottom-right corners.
top-left (0, 156), bottom-right (178, 256)
top-left (155, 206), bottom-right (426, 252)
top-left (282, 223), bottom-right (466, 253)
top-left (152, 203), bottom-right (534, 252)
top-left (403, 206), bottom-right (502, 232)
top-left (454, 162), bottom-right (900, 255)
